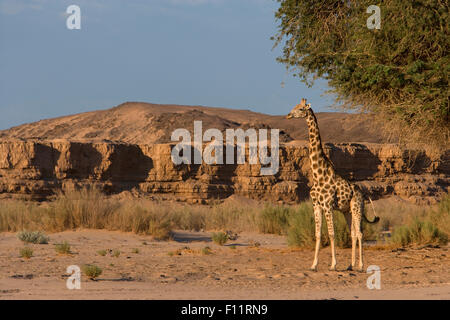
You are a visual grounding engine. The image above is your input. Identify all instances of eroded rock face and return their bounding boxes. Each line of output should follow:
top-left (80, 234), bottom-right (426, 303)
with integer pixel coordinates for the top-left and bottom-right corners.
top-left (0, 140), bottom-right (448, 204)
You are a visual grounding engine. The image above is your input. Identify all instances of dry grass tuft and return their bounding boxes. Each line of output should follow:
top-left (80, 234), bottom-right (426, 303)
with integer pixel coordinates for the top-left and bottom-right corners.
top-left (19, 247), bottom-right (33, 259)
top-left (54, 241), bottom-right (71, 255)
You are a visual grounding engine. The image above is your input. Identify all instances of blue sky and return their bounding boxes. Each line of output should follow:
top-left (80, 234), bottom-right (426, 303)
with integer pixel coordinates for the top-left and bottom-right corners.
top-left (0, 0), bottom-right (337, 130)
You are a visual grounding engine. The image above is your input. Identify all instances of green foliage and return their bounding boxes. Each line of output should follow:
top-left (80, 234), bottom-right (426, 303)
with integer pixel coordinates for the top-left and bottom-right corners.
top-left (17, 231), bottom-right (49, 244)
top-left (286, 204), bottom-right (351, 248)
top-left (201, 246), bottom-right (212, 255)
top-left (81, 264), bottom-right (102, 280)
top-left (112, 249), bottom-right (121, 258)
top-left (257, 204), bottom-right (291, 235)
top-left (97, 250), bottom-right (107, 256)
top-left (430, 193), bottom-right (450, 236)
top-left (286, 205), bottom-right (317, 248)
top-left (274, 0), bottom-right (449, 147)
top-left (390, 217), bottom-right (448, 247)
top-left (54, 241), bottom-right (71, 254)
top-left (211, 232), bottom-right (229, 245)
top-left (19, 247), bottom-right (33, 259)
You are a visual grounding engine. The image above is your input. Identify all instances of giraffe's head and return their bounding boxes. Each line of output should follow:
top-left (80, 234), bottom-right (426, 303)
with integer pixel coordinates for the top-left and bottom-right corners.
top-left (286, 98), bottom-right (311, 119)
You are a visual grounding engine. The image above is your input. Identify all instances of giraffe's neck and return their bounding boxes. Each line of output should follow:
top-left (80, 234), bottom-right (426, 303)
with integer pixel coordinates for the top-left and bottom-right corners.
top-left (305, 109), bottom-right (330, 179)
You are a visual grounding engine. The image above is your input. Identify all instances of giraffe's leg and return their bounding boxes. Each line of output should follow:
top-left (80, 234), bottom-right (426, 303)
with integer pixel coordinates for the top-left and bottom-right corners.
top-left (324, 206), bottom-right (337, 271)
top-left (311, 205), bottom-right (322, 271)
top-left (351, 195), bottom-right (364, 271)
top-left (356, 213), bottom-right (363, 271)
top-left (351, 220), bottom-right (357, 270)
top-left (344, 212), bottom-right (356, 271)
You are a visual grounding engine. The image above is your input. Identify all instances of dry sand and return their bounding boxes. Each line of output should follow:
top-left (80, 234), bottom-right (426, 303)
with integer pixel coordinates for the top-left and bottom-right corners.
top-left (0, 230), bottom-right (448, 300)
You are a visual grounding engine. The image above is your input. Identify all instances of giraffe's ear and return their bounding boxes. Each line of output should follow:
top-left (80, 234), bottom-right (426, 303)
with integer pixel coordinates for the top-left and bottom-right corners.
top-left (306, 103), bottom-right (311, 109)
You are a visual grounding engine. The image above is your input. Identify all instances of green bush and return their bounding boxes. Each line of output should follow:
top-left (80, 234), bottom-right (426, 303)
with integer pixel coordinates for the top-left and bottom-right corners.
top-left (81, 264), bottom-right (102, 280)
top-left (19, 247), bottom-right (33, 259)
top-left (287, 204), bottom-right (317, 248)
top-left (17, 231), bottom-right (49, 244)
top-left (201, 246), bottom-right (212, 255)
top-left (211, 232), bottom-right (228, 246)
top-left (54, 241), bottom-right (71, 254)
top-left (257, 204), bottom-right (292, 235)
top-left (390, 217), bottom-right (448, 247)
top-left (97, 250), bottom-right (107, 256)
top-left (430, 194), bottom-right (450, 237)
top-left (287, 204), bottom-right (351, 248)
top-left (112, 249), bottom-right (120, 258)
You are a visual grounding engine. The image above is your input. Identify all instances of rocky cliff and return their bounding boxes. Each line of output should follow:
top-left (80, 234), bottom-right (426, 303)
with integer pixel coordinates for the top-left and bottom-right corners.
top-left (0, 140), bottom-right (448, 205)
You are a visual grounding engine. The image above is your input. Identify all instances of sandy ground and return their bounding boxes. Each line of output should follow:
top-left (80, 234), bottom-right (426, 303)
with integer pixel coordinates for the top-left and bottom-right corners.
top-left (0, 230), bottom-right (449, 300)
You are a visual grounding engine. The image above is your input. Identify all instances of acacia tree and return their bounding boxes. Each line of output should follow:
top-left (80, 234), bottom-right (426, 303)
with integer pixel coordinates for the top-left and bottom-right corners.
top-left (274, 0), bottom-right (449, 148)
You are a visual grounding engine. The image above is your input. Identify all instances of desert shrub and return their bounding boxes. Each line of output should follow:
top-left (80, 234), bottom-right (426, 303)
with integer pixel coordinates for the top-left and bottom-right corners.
top-left (112, 249), bottom-right (120, 258)
top-left (131, 248), bottom-right (140, 254)
top-left (81, 264), bottom-right (102, 280)
top-left (201, 246), bottom-right (212, 255)
top-left (204, 205), bottom-right (258, 232)
top-left (257, 204), bottom-right (293, 235)
top-left (287, 204), bottom-right (318, 248)
top-left (211, 232), bottom-right (228, 246)
top-left (0, 188), bottom-right (261, 236)
top-left (287, 204), bottom-right (351, 248)
top-left (148, 220), bottom-right (172, 240)
top-left (17, 231), bottom-right (49, 244)
top-left (54, 241), bottom-right (71, 254)
top-left (19, 247), bottom-right (33, 259)
top-left (390, 217), bottom-right (448, 247)
top-left (332, 212), bottom-right (352, 248)
top-left (97, 250), bottom-right (107, 256)
top-left (52, 187), bottom-right (121, 230)
top-left (429, 194), bottom-right (450, 237)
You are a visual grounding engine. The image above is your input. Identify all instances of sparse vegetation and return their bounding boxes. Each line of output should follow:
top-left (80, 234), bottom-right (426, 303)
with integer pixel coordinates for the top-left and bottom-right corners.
top-left (1, 188), bottom-right (448, 250)
top-left (19, 247), bottom-right (33, 259)
top-left (112, 249), bottom-right (121, 258)
top-left (211, 232), bottom-right (229, 246)
top-left (390, 217), bottom-right (448, 247)
top-left (132, 248), bottom-right (140, 254)
top-left (257, 205), bottom-right (291, 235)
top-left (17, 231), bottom-right (49, 244)
top-left (430, 194), bottom-right (450, 237)
top-left (201, 246), bottom-right (212, 255)
top-left (97, 250), bottom-right (107, 256)
top-left (81, 264), bottom-right (102, 280)
top-left (54, 241), bottom-right (71, 255)
top-left (0, 188), bottom-right (259, 235)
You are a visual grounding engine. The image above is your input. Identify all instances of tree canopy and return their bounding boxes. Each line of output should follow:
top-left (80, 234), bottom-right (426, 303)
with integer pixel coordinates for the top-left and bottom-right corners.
top-left (274, 0), bottom-right (449, 148)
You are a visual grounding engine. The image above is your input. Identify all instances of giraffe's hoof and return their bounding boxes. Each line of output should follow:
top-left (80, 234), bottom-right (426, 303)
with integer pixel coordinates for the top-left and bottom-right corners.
top-left (347, 265), bottom-right (353, 271)
top-left (310, 266), bottom-right (318, 272)
top-left (358, 266), bottom-right (364, 272)
top-left (329, 265), bottom-right (337, 271)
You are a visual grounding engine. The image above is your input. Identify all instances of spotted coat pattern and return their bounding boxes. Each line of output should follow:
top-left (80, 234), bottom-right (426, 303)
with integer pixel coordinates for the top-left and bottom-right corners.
top-left (287, 99), bottom-right (379, 271)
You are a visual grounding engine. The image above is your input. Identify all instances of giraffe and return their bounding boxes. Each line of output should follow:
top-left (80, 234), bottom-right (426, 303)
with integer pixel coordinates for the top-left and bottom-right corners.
top-left (287, 98), bottom-right (379, 271)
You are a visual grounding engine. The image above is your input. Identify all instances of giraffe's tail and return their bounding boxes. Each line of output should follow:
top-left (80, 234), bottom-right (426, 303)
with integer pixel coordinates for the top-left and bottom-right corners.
top-left (363, 197), bottom-right (380, 224)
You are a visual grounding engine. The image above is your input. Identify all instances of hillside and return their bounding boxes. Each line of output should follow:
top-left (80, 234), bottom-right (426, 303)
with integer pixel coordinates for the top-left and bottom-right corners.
top-left (0, 102), bottom-right (384, 144)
